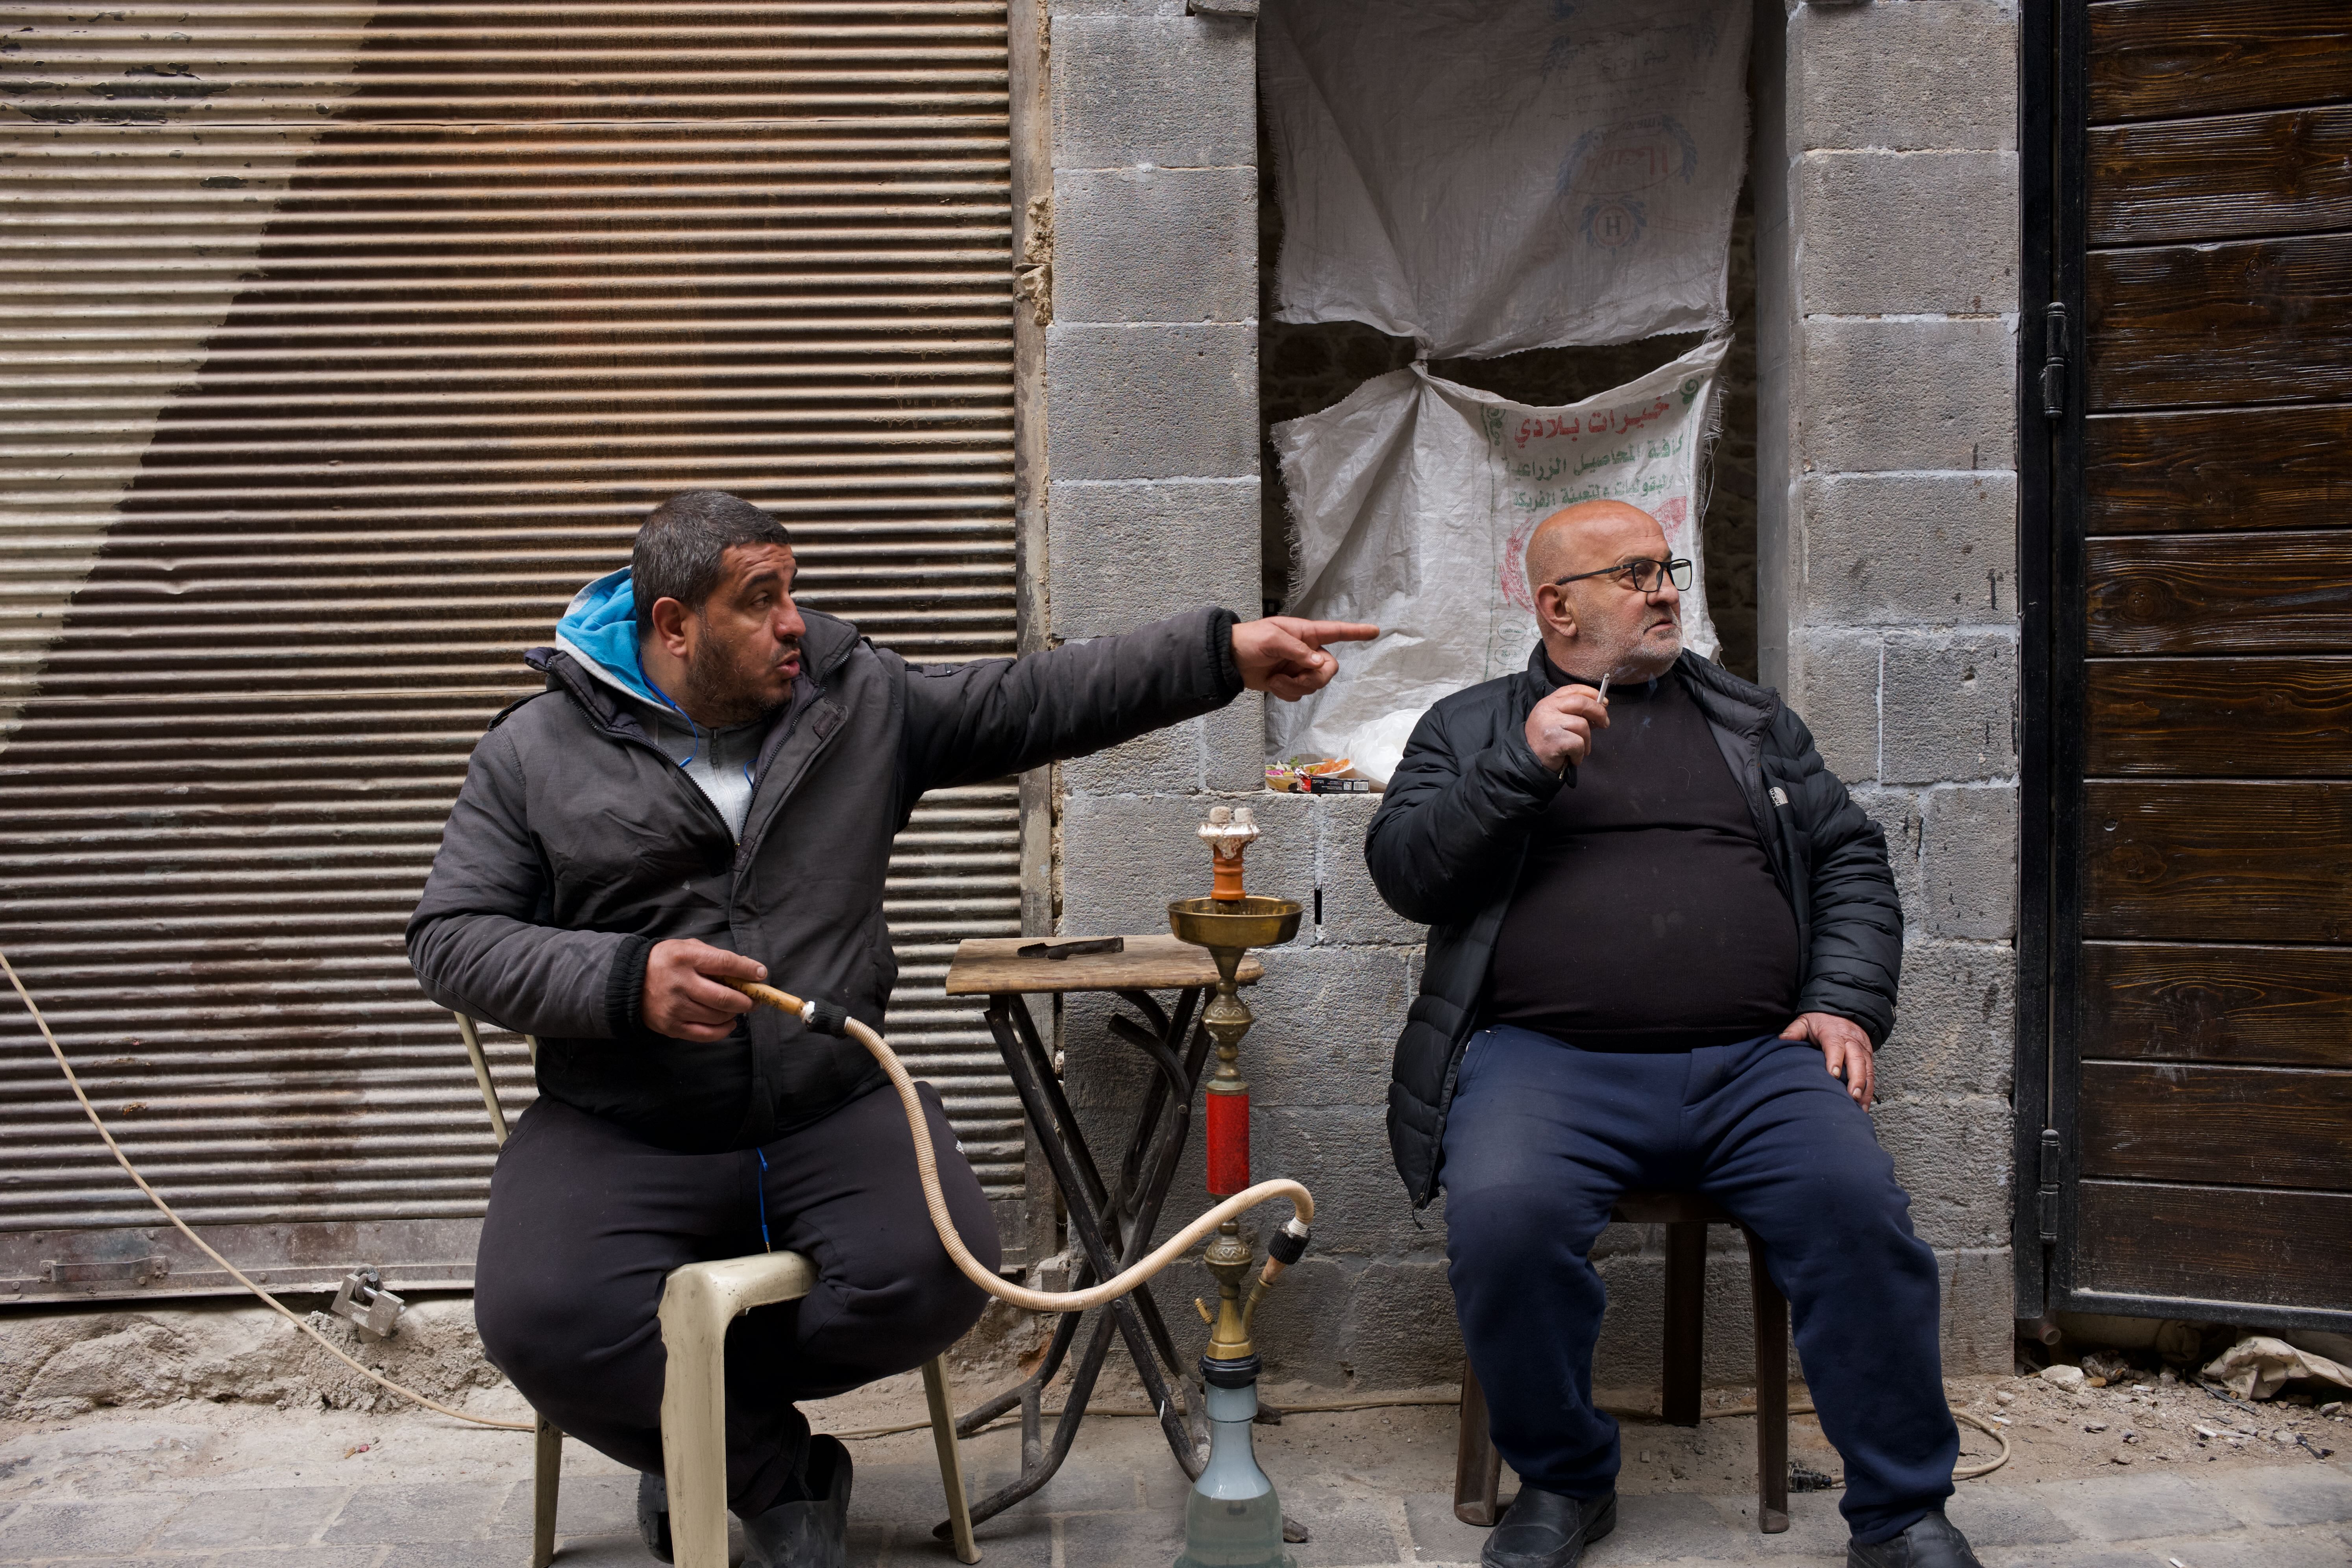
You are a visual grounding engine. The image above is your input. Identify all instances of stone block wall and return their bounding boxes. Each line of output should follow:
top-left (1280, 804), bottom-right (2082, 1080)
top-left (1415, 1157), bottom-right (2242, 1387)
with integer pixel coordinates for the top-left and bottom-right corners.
top-left (1771, 0), bottom-right (2023, 1373)
top-left (1042, 0), bottom-right (2025, 1391)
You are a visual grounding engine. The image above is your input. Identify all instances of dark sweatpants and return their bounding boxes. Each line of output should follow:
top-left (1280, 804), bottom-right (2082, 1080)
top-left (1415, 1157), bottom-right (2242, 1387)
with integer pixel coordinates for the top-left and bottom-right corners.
top-left (1441, 1027), bottom-right (1956, 1544)
top-left (474, 1082), bottom-right (998, 1518)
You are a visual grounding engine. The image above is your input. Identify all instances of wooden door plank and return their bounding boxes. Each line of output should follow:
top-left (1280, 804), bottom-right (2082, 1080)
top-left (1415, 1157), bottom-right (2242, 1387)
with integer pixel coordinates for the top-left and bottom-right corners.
top-left (2088, 105), bottom-right (2352, 246)
top-left (2077, 1180), bottom-right (2352, 1312)
top-left (2085, 407), bottom-right (2352, 534)
top-left (2082, 943), bottom-right (2352, 1068)
top-left (2082, 780), bottom-right (2352, 942)
top-left (2080, 1062), bottom-right (2352, 1188)
top-left (2089, 0), bottom-right (2352, 125)
top-left (2087, 235), bottom-right (2352, 411)
top-left (2086, 533), bottom-right (2352, 655)
top-left (2086, 656), bottom-right (2352, 775)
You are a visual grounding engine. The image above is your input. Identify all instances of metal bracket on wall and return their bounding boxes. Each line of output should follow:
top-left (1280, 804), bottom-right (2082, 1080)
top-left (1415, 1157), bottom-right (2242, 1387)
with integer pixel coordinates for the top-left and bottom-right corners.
top-left (1186, 0), bottom-right (1258, 15)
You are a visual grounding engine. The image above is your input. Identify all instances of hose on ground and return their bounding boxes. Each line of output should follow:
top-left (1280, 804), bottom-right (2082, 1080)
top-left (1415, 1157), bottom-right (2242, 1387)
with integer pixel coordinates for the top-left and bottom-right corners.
top-left (728, 980), bottom-right (1315, 1315)
top-left (1, 949), bottom-right (535, 1433)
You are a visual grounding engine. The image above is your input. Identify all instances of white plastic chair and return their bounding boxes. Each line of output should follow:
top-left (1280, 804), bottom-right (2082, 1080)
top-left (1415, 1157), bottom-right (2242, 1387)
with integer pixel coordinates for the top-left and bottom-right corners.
top-left (457, 1012), bottom-right (980, 1566)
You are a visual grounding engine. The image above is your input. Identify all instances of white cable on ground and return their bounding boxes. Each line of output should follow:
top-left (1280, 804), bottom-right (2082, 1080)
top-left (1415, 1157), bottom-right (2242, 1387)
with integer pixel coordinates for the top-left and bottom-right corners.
top-left (730, 980), bottom-right (1316, 1315)
top-left (2, 950), bottom-right (533, 1433)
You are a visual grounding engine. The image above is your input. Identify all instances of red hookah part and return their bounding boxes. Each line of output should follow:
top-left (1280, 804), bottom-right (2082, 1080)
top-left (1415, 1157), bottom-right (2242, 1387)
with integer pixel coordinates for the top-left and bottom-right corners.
top-left (1204, 1089), bottom-right (1250, 1196)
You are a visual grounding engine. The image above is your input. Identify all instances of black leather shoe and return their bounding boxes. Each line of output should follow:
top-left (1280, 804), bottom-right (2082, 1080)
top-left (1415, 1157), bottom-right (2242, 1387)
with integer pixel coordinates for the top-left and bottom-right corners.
top-left (636, 1471), bottom-right (673, 1563)
top-left (1847, 1511), bottom-right (1984, 1568)
top-left (740, 1434), bottom-right (853, 1568)
top-left (1481, 1486), bottom-right (1617, 1568)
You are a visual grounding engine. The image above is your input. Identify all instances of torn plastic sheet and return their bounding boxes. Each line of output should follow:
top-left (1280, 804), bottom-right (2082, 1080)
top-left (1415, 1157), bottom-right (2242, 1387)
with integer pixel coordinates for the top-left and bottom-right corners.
top-left (1267, 337), bottom-right (1726, 781)
top-left (1261, 0), bottom-right (1751, 356)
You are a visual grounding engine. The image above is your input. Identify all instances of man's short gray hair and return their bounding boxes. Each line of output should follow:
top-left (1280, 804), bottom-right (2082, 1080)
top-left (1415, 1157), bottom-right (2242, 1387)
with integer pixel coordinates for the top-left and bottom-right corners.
top-left (632, 491), bottom-right (792, 638)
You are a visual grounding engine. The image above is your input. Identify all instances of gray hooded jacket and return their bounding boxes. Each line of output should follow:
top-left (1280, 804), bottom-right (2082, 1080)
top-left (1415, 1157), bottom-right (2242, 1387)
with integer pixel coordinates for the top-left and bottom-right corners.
top-left (407, 605), bottom-right (1242, 1152)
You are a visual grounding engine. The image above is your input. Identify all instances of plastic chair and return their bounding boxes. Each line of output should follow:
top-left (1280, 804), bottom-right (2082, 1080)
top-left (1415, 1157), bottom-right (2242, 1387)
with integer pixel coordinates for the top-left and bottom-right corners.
top-left (1453, 1189), bottom-right (1790, 1535)
top-left (457, 1012), bottom-right (982, 1566)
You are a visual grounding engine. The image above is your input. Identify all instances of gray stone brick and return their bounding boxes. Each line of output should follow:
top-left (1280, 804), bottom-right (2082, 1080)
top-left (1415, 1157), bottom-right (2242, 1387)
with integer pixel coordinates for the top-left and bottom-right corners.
top-left (1939, 1245), bottom-right (2018, 1374)
top-left (1405, 1488), bottom-right (1498, 1563)
top-left (1204, 689), bottom-right (1267, 791)
top-left (1880, 631), bottom-right (2018, 785)
top-left (1851, 785), bottom-right (1925, 920)
top-left (1800, 471), bottom-right (2017, 627)
top-left (1793, 0), bottom-right (2020, 152)
top-left (0, 1496), bottom-right (187, 1556)
top-left (1052, 15), bottom-right (1256, 170)
top-left (1064, 715), bottom-right (1203, 797)
top-left (1879, 939), bottom-right (2015, 1099)
top-left (1334, 1260), bottom-right (1462, 1390)
top-left (1800, 318), bottom-right (2015, 476)
top-left (1788, 627), bottom-right (1882, 784)
top-left (1047, 324), bottom-right (1258, 481)
top-left (1052, 0), bottom-right (1189, 18)
top-left (320, 1481), bottom-right (512, 1544)
top-left (213, 1550), bottom-right (381, 1568)
top-left (1798, 151), bottom-right (2020, 316)
top-left (1609, 1492), bottom-right (1748, 1561)
top-left (2031, 1472), bottom-right (2238, 1542)
top-left (1047, 478), bottom-right (1261, 638)
top-left (1053, 166), bottom-right (1257, 325)
top-left (1313, 792), bottom-right (1424, 947)
top-left (1919, 784), bottom-right (2016, 941)
top-left (1059, 789), bottom-right (1312, 932)
top-left (2216, 1463), bottom-right (2352, 1527)
top-left (1942, 1484), bottom-right (2078, 1548)
top-left (153, 1485), bottom-right (349, 1548)
top-left (1252, 1102), bottom-right (1429, 1260)
top-left (1875, 1094), bottom-right (2012, 1250)
top-left (1273, 1471), bottom-right (1409, 1566)
top-left (1245, 944), bottom-right (1415, 1104)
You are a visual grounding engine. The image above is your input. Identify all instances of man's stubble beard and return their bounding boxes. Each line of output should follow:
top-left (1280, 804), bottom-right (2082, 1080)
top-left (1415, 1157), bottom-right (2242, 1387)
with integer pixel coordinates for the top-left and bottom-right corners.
top-left (682, 630), bottom-right (794, 726)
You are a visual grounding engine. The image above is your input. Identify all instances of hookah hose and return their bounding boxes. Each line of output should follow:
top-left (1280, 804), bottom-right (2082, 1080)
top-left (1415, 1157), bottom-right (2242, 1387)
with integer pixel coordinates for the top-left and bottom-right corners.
top-left (725, 978), bottom-right (1315, 1315)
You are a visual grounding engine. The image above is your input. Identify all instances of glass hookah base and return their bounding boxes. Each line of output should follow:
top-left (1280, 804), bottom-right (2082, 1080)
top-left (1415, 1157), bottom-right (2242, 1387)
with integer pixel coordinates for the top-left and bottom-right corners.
top-left (1174, 1490), bottom-right (1296, 1568)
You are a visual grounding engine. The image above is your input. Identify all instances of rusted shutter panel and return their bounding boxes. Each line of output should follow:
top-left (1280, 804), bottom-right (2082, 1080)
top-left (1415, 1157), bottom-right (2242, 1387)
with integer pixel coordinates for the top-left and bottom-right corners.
top-left (0, 3), bottom-right (1026, 1302)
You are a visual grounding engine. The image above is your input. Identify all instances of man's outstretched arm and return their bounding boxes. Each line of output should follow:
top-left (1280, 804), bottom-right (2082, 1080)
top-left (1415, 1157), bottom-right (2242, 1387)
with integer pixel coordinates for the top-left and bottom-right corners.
top-left (897, 608), bottom-right (1375, 796)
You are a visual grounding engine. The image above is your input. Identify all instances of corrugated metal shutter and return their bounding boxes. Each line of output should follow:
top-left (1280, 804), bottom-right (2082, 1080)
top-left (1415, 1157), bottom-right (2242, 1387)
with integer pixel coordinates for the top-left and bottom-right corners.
top-left (0, 2), bottom-right (1027, 1302)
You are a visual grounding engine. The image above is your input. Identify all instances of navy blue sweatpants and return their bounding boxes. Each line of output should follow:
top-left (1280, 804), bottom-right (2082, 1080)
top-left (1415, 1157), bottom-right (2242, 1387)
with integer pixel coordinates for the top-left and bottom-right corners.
top-left (1441, 1026), bottom-right (1957, 1544)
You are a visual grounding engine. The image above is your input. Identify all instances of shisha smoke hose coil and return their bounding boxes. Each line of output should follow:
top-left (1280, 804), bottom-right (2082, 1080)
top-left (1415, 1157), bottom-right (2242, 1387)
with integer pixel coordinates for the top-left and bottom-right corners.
top-left (727, 980), bottom-right (1314, 1316)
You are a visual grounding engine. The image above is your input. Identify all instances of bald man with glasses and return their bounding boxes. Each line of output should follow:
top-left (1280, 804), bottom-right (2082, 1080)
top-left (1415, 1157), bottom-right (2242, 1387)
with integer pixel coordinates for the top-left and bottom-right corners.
top-left (1365, 501), bottom-right (1980, 1568)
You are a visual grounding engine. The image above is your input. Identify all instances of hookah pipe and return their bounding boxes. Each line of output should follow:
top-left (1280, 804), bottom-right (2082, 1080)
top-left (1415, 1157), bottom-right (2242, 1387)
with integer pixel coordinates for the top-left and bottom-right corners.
top-left (720, 804), bottom-right (1317, 1324)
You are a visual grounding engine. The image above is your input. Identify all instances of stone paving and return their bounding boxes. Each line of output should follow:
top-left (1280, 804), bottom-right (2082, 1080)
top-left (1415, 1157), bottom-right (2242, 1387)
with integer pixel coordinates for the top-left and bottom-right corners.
top-left (1, 1393), bottom-right (2347, 1568)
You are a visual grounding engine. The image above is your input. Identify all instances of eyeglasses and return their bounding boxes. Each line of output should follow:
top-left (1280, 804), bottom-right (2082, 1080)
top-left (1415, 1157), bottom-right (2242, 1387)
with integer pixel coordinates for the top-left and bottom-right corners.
top-left (1551, 557), bottom-right (1693, 594)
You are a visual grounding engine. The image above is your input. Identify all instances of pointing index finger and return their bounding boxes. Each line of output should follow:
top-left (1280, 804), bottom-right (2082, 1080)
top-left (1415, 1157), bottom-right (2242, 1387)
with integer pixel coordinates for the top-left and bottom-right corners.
top-left (1291, 620), bottom-right (1380, 646)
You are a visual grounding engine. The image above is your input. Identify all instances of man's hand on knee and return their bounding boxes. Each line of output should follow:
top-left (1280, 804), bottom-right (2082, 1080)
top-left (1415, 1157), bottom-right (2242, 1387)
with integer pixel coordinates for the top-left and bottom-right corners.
top-left (1779, 1011), bottom-right (1875, 1109)
top-left (643, 939), bottom-right (766, 1040)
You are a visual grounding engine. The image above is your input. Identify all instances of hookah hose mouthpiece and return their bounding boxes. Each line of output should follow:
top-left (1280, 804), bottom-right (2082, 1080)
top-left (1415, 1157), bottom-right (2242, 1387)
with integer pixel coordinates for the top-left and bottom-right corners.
top-left (725, 979), bottom-right (1315, 1317)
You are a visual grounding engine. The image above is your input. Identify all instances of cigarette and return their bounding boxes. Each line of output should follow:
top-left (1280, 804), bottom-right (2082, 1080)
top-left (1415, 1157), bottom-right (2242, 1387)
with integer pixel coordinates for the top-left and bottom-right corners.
top-left (1597, 675), bottom-right (1611, 702)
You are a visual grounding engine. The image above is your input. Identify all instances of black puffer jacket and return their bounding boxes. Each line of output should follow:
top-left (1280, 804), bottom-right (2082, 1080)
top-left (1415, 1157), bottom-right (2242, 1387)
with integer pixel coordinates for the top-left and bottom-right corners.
top-left (1365, 649), bottom-right (1903, 1207)
top-left (408, 606), bottom-right (1241, 1153)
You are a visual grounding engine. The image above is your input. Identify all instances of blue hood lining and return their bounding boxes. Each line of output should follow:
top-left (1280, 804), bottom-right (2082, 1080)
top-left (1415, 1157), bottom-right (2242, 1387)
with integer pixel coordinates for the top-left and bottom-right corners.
top-left (554, 568), bottom-right (667, 707)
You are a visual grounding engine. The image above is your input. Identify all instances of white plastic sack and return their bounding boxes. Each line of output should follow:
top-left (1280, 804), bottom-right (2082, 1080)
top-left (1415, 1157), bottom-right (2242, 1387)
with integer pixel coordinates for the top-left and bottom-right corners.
top-left (1262, 0), bottom-right (1751, 356)
top-left (2202, 1336), bottom-right (2352, 1402)
top-left (1267, 337), bottom-right (1726, 769)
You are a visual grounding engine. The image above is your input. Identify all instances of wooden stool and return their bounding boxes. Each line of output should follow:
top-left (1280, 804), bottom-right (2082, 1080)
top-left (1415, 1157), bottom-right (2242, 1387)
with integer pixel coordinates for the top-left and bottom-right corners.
top-left (1452, 1191), bottom-right (1792, 1534)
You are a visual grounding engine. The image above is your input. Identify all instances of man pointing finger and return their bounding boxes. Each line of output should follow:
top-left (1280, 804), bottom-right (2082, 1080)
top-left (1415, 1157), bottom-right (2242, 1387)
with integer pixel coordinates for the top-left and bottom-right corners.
top-left (406, 490), bottom-right (1372, 1568)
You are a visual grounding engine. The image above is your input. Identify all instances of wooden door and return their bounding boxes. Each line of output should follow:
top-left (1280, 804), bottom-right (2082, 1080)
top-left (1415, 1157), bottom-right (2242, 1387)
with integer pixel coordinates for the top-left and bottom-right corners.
top-left (2022, 0), bottom-right (2352, 1328)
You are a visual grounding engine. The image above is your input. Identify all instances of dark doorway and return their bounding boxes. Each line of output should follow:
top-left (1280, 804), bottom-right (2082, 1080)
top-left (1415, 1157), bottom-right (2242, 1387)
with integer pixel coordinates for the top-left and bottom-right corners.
top-left (2020, 0), bottom-right (2352, 1328)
